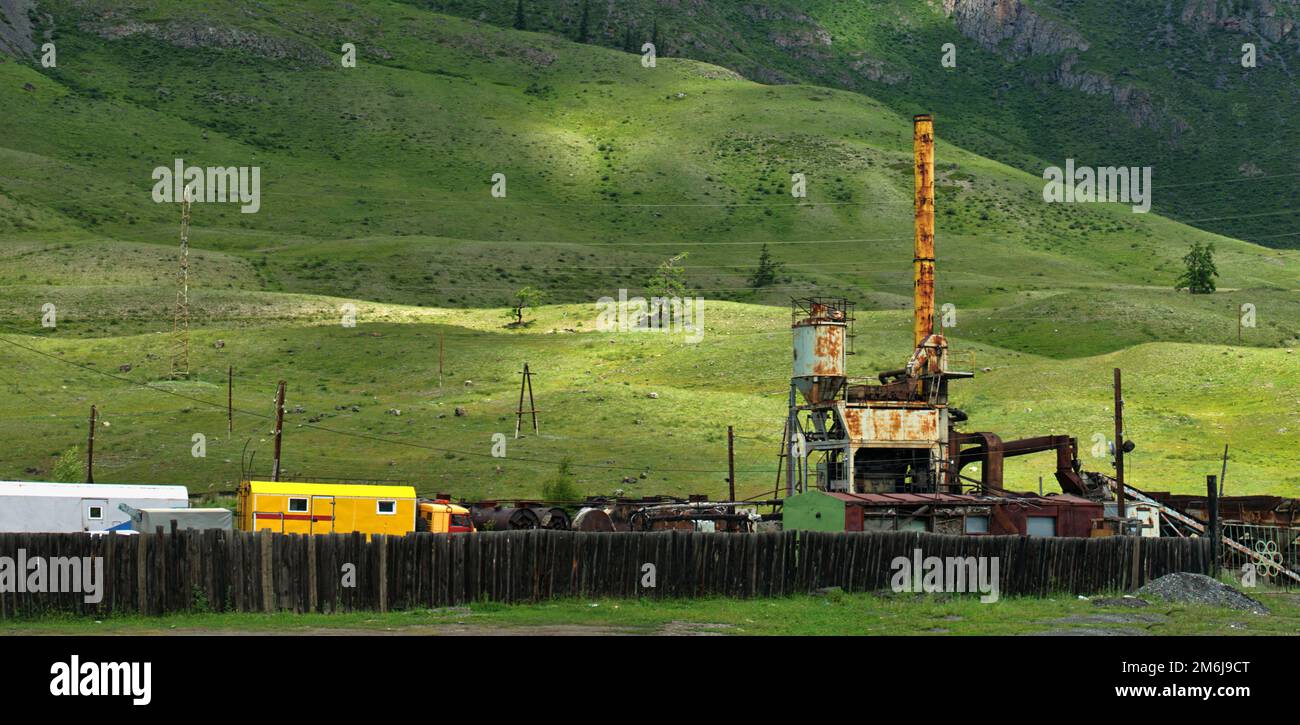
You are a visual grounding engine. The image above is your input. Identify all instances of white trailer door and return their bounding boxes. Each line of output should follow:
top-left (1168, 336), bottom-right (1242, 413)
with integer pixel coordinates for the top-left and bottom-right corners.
top-left (81, 498), bottom-right (109, 532)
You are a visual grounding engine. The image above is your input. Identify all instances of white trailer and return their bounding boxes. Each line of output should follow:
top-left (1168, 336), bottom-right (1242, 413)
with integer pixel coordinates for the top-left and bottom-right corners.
top-left (0, 481), bottom-right (189, 533)
top-left (120, 505), bottom-right (232, 533)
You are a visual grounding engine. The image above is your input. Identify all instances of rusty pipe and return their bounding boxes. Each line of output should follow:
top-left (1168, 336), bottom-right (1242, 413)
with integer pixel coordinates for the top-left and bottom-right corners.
top-left (913, 114), bottom-right (935, 350)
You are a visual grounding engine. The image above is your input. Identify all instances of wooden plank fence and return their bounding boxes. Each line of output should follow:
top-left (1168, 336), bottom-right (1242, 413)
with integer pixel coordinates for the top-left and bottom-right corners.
top-left (0, 530), bottom-right (1212, 618)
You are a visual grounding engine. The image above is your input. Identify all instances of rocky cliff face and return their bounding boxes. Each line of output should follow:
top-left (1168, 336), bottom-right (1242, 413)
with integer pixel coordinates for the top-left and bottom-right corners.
top-left (944, 0), bottom-right (1188, 136)
top-left (1051, 54), bottom-right (1182, 135)
top-left (943, 0), bottom-right (1088, 59)
top-left (81, 17), bottom-right (333, 68)
top-left (946, 0), bottom-right (1295, 58)
top-left (1180, 0), bottom-right (1297, 44)
top-left (0, 0), bottom-right (39, 57)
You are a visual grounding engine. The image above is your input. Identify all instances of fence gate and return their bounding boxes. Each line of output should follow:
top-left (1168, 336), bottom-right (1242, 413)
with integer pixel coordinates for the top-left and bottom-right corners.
top-left (1222, 523), bottom-right (1300, 589)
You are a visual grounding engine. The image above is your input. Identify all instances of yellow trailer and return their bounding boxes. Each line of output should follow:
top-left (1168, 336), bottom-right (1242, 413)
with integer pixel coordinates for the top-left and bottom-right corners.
top-left (237, 480), bottom-right (417, 538)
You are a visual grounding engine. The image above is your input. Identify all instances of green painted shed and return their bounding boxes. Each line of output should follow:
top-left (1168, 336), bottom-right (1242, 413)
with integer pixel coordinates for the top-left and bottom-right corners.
top-left (782, 489), bottom-right (848, 532)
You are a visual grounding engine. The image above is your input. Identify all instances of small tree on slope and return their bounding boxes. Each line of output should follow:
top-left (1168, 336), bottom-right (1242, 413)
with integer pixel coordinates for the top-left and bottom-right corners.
top-left (1175, 241), bottom-right (1218, 294)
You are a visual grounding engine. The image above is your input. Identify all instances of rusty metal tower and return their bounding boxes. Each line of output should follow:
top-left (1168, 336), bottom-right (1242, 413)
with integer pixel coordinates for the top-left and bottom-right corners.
top-left (170, 191), bottom-right (192, 379)
top-left (782, 114), bottom-right (1092, 499)
top-left (912, 114), bottom-right (936, 351)
top-left (784, 114), bottom-right (965, 496)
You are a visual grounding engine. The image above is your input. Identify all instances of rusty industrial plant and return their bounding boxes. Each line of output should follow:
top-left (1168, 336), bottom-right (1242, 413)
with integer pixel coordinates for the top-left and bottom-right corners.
top-left (783, 114), bottom-right (1086, 501)
top-left (774, 115), bottom-right (1299, 585)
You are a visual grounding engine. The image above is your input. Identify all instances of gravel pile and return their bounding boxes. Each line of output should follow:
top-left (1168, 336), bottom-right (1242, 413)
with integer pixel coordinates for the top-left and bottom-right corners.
top-left (1137, 572), bottom-right (1269, 614)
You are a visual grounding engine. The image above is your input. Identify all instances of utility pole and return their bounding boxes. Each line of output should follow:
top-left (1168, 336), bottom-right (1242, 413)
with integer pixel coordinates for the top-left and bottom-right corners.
top-left (514, 363), bottom-right (538, 438)
top-left (86, 405), bottom-right (97, 483)
top-left (1113, 368), bottom-right (1126, 519)
top-left (727, 425), bottom-right (736, 502)
top-left (438, 331), bottom-right (444, 388)
top-left (170, 190), bottom-right (193, 379)
top-left (1219, 444), bottom-right (1229, 497)
top-left (227, 366), bottom-right (234, 434)
top-left (271, 380), bottom-right (286, 482)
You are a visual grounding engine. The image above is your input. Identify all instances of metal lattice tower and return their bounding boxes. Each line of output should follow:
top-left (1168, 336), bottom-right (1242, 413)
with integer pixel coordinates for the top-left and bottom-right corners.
top-left (170, 192), bottom-right (192, 379)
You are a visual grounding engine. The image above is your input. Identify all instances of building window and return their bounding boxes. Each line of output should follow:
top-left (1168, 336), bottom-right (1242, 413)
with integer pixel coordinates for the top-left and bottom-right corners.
top-left (288, 498), bottom-right (308, 513)
top-left (377, 500), bottom-right (396, 515)
top-left (88, 506), bottom-right (103, 520)
top-left (964, 515), bottom-right (989, 534)
top-left (1026, 516), bottom-right (1057, 537)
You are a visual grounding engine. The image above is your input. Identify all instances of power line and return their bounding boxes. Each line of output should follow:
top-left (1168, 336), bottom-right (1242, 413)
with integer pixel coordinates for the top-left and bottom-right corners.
top-left (8, 175), bottom-right (1298, 234)
top-left (0, 183), bottom-right (913, 209)
top-left (1178, 208), bottom-right (1299, 225)
top-left (1152, 171), bottom-right (1300, 190)
top-left (264, 191), bottom-right (916, 209)
top-left (24, 214), bottom-right (1300, 250)
top-left (9, 158), bottom-right (1300, 203)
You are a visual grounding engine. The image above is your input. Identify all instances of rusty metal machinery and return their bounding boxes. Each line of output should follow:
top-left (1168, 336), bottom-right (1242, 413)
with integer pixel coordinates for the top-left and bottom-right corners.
top-left (452, 496), bottom-right (768, 535)
top-left (465, 504), bottom-right (571, 530)
top-left (572, 507), bottom-right (615, 531)
top-left (951, 433), bottom-right (1090, 496)
top-left (626, 501), bottom-right (759, 532)
top-left (791, 298), bottom-right (852, 406)
top-left (785, 115), bottom-right (968, 496)
top-left (530, 506), bottom-right (572, 530)
top-left (784, 114), bottom-right (1086, 498)
top-left (463, 496), bottom-right (760, 533)
top-left (470, 504), bottom-right (540, 531)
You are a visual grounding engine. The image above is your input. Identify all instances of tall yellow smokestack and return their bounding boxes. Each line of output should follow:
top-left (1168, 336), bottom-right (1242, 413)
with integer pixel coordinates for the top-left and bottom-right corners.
top-left (912, 114), bottom-right (935, 350)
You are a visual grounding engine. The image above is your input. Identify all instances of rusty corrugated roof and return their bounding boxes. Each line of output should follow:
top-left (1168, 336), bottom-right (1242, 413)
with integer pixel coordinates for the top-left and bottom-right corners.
top-left (824, 491), bottom-right (1100, 507)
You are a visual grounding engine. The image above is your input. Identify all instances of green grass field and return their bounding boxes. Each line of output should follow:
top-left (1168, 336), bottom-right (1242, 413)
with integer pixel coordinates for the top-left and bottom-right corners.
top-left (0, 1), bottom-right (1296, 500)
top-left (8, 590), bottom-right (1299, 636)
top-left (1, 300), bottom-right (1297, 499)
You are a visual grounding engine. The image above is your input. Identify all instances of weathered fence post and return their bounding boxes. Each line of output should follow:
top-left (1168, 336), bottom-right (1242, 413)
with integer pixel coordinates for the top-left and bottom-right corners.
top-left (260, 529), bottom-right (274, 613)
top-left (377, 534), bottom-right (388, 613)
top-left (1207, 475), bottom-right (1220, 578)
top-left (307, 534), bottom-right (318, 613)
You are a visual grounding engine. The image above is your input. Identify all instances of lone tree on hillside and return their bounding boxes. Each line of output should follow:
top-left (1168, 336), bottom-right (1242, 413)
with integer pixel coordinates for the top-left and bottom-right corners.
top-left (507, 286), bottom-right (545, 326)
top-left (645, 253), bottom-right (690, 325)
top-left (749, 243), bottom-right (784, 288)
top-left (513, 0), bottom-right (526, 30)
top-left (1175, 241), bottom-right (1218, 294)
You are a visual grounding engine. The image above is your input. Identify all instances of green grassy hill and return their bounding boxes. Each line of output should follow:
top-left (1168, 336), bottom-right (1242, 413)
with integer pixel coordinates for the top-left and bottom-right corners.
top-left (422, 0), bottom-right (1300, 250)
top-left (0, 0), bottom-right (1295, 499)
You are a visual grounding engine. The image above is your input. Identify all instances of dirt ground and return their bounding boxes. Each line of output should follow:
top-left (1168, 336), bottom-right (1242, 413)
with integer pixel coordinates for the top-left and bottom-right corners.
top-left (57, 621), bottom-right (736, 637)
